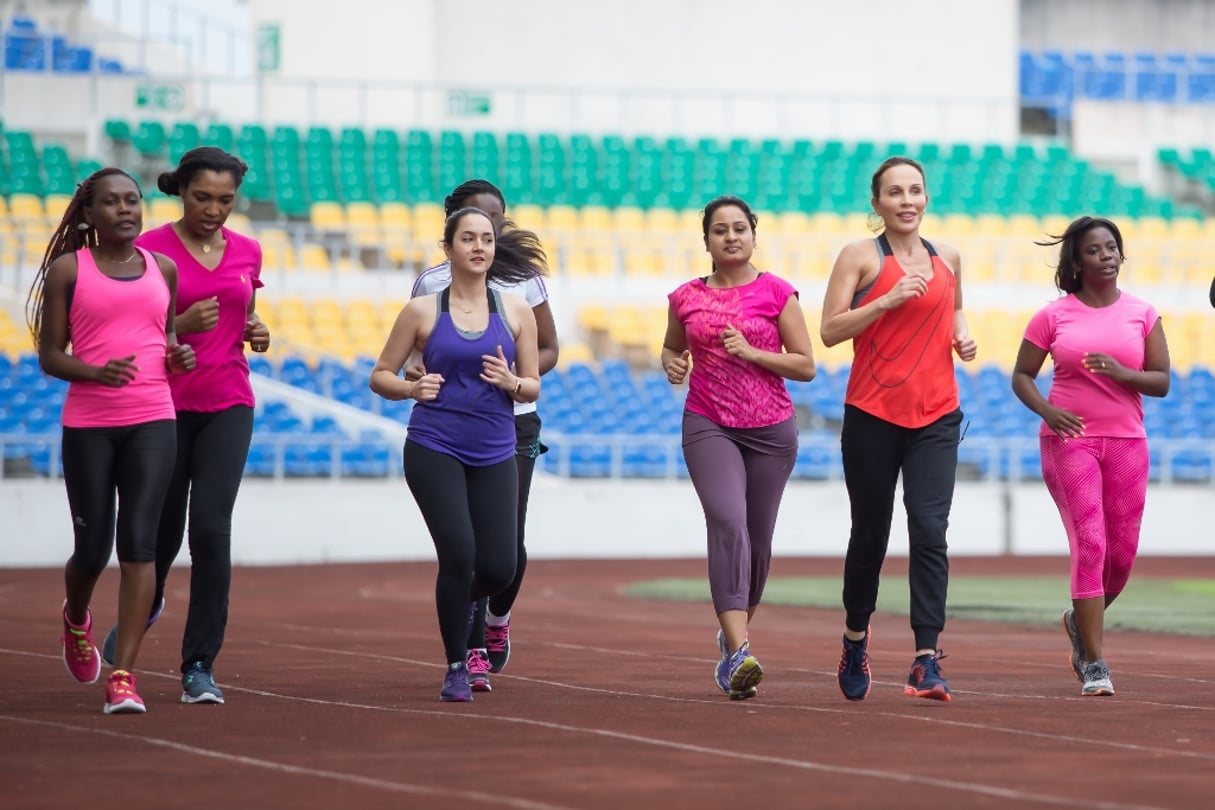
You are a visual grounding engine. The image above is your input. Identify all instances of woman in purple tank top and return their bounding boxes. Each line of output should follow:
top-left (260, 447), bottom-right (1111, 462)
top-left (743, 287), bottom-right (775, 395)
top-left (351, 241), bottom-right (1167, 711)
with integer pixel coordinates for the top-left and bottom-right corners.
top-left (370, 207), bottom-right (544, 702)
top-left (26, 168), bottom-right (195, 715)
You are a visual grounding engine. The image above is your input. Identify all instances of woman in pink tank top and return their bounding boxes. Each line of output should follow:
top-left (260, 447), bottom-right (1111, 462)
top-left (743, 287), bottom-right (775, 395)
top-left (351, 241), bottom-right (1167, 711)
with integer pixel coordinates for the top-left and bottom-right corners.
top-left (1012, 216), bottom-right (1171, 698)
top-left (26, 168), bottom-right (195, 715)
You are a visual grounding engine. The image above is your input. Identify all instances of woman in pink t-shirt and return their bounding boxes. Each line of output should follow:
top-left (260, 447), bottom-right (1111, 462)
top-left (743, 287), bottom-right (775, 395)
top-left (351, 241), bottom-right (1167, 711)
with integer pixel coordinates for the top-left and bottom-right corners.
top-left (27, 168), bottom-right (195, 714)
top-left (1012, 216), bottom-right (1171, 698)
top-left (97, 147), bottom-right (269, 706)
top-left (662, 195), bottom-right (816, 700)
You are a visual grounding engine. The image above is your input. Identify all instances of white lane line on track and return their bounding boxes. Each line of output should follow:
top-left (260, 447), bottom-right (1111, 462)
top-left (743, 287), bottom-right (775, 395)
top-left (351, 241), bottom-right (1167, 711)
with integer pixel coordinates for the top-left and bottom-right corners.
top-left (0, 713), bottom-right (578, 810)
top-left (0, 645), bottom-right (1198, 809)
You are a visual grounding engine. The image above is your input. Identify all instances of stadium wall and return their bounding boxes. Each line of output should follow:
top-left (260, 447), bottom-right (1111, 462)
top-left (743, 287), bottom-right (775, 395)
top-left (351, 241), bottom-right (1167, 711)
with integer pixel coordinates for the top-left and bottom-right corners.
top-left (1, 0), bottom-right (1020, 145)
top-left (2, 477), bottom-right (1211, 567)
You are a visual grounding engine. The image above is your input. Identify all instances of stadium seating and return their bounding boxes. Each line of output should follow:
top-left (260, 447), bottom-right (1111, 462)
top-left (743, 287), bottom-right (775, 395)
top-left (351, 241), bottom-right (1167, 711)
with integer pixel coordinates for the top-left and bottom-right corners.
top-left (3, 346), bottom-right (1213, 482)
top-left (1021, 48), bottom-right (1215, 110)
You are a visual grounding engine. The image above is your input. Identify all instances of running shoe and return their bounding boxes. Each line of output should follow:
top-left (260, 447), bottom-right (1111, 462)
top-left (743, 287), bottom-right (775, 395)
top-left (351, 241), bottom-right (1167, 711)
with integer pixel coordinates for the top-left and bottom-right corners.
top-left (103, 669), bottom-right (146, 714)
top-left (904, 651), bottom-right (951, 702)
top-left (61, 602), bottom-right (101, 685)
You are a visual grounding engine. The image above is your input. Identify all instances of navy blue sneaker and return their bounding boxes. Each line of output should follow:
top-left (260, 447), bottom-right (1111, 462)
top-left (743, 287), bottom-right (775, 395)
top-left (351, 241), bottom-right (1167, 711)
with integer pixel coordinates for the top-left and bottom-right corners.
top-left (904, 651), bottom-right (951, 702)
top-left (181, 660), bottom-right (224, 704)
top-left (838, 629), bottom-right (872, 701)
top-left (101, 596), bottom-right (165, 667)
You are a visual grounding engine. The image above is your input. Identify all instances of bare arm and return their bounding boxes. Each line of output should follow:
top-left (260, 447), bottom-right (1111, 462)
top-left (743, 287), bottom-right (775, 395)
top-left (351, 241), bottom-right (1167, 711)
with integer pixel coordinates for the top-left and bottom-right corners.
top-left (37, 254), bottom-right (119, 383)
top-left (243, 288), bottom-right (271, 353)
top-left (820, 240), bottom-right (928, 347)
top-left (369, 298), bottom-right (434, 401)
top-left (1011, 339), bottom-right (1085, 439)
top-left (532, 299), bottom-right (559, 376)
top-left (495, 296), bottom-right (541, 403)
top-left (721, 296), bottom-right (816, 381)
top-left (660, 305), bottom-right (691, 384)
top-left (156, 254), bottom-right (195, 373)
top-left (939, 242), bottom-right (977, 362)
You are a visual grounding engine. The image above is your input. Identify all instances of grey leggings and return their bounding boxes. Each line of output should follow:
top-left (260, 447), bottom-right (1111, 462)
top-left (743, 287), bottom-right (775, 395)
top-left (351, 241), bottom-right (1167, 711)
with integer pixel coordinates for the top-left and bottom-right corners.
top-left (681, 412), bottom-right (798, 614)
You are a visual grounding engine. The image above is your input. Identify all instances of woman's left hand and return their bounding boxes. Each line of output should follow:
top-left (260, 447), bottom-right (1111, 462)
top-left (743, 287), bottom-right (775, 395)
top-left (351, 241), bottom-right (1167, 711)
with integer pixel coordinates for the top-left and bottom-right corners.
top-left (166, 343), bottom-right (196, 374)
top-left (953, 333), bottom-right (978, 362)
top-left (244, 317), bottom-right (271, 353)
top-left (481, 345), bottom-right (516, 390)
top-left (721, 323), bottom-right (755, 362)
top-left (1083, 352), bottom-right (1124, 380)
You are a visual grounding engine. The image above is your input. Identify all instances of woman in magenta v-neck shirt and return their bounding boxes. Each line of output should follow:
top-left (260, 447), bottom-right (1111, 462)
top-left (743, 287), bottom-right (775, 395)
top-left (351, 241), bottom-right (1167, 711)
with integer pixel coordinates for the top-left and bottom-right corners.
top-left (100, 147), bottom-right (270, 706)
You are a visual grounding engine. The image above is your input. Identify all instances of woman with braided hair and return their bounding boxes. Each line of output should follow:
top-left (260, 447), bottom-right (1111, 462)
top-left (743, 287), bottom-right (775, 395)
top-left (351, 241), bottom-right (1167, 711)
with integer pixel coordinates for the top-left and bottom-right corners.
top-left (27, 168), bottom-right (195, 714)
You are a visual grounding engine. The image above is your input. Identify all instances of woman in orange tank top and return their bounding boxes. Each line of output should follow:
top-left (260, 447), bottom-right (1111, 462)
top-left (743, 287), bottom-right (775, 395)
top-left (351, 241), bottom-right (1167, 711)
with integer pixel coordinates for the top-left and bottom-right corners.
top-left (819, 157), bottom-right (978, 704)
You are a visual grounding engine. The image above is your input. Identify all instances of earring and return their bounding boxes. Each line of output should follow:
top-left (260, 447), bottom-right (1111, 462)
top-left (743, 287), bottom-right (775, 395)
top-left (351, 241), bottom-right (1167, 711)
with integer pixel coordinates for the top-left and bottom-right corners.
top-left (77, 222), bottom-right (90, 231)
top-left (866, 212), bottom-right (884, 233)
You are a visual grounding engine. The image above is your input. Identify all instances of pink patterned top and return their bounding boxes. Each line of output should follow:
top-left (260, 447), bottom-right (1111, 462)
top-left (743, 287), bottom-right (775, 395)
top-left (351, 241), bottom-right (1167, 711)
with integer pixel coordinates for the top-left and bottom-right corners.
top-left (668, 272), bottom-right (798, 428)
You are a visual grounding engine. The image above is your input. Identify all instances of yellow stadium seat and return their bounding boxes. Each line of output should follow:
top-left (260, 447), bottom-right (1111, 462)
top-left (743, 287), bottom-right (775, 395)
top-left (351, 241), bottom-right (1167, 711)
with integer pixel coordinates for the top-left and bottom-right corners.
top-left (548, 205), bottom-right (579, 232)
top-left (645, 208), bottom-right (680, 235)
top-left (44, 194), bottom-right (73, 223)
top-left (511, 203), bottom-right (546, 230)
top-left (380, 201), bottom-right (412, 229)
top-left (9, 193), bottom-right (43, 223)
top-left (412, 202), bottom-right (445, 237)
top-left (579, 205), bottom-right (612, 233)
top-left (227, 213), bottom-right (254, 234)
top-left (149, 197), bottom-right (181, 226)
top-left (612, 206), bottom-right (645, 233)
top-left (310, 201), bottom-right (346, 232)
top-left (299, 243), bottom-right (332, 271)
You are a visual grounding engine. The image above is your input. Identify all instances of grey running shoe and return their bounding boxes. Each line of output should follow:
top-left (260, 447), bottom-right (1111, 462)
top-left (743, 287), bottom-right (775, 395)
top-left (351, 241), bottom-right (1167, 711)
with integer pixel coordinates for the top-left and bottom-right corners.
top-left (181, 661), bottom-right (225, 704)
top-left (1081, 659), bottom-right (1115, 697)
top-left (1062, 609), bottom-right (1087, 683)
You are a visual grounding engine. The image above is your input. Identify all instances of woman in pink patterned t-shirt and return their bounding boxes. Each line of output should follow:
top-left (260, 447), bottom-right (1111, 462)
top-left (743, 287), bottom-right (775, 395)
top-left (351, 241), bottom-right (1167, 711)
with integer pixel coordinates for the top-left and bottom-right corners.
top-left (661, 195), bottom-right (816, 701)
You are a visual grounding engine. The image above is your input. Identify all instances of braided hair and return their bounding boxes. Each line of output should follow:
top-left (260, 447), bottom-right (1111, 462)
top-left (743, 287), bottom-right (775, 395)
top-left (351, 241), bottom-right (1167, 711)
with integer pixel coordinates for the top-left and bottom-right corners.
top-left (25, 167), bottom-right (141, 344)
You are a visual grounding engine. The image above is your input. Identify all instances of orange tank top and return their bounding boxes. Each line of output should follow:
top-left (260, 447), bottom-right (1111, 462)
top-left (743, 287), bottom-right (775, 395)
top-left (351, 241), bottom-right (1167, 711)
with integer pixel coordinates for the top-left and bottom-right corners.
top-left (844, 234), bottom-right (959, 428)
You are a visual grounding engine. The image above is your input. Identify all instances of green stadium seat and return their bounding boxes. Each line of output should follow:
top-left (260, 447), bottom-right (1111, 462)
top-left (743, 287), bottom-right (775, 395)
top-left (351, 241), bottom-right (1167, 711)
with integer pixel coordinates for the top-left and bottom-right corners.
top-left (131, 121), bottom-right (167, 157)
top-left (204, 122), bottom-right (235, 153)
top-left (104, 119), bottom-right (131, 143)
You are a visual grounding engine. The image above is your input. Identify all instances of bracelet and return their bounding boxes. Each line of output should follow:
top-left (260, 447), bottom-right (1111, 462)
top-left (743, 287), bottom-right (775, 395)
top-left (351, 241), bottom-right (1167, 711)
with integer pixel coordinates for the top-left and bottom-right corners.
top-left (513, 377), bottom-right (522, 395)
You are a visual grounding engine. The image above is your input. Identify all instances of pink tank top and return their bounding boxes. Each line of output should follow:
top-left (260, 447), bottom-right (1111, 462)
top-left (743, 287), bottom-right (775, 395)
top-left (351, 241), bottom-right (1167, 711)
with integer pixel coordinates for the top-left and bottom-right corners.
top-left (61, 248), bottom-right (177, 428)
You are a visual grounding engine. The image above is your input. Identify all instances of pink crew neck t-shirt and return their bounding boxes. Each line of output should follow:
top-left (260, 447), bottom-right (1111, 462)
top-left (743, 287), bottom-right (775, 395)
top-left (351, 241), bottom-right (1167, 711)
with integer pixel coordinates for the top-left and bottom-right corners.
top-left (668, 272), bottom-right (797, 429)
top-left (136, 223), bottom-right (263, 412)
top-left (61, 247), bottom-right (176, 428)
top-left (1023, 291), bottom-right (1160, 438)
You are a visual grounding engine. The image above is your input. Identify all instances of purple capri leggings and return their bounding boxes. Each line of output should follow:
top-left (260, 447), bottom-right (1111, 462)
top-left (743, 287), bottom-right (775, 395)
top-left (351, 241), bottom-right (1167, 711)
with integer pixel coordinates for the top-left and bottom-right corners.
top-left (681, 412), bottom-right (798, 614)
top-left (1040, 435), bottom-right (1149, 600)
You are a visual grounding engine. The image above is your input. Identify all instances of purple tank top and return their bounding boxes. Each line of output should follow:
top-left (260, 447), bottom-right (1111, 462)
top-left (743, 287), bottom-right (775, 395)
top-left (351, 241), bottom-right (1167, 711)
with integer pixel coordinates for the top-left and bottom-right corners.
top-left (407, 288), bottom-right (517, 466)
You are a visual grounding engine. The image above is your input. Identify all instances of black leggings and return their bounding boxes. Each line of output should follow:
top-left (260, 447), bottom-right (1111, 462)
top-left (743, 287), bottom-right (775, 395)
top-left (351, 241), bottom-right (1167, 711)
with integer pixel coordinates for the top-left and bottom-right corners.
top-left (155, 406), bottom-right (254, 671)
top-left (404, 440), bottom-right (518, 665)
top-left (61, 420), bottom-right (177, 577)
top-left (840, 406), bottom-right (961, 651)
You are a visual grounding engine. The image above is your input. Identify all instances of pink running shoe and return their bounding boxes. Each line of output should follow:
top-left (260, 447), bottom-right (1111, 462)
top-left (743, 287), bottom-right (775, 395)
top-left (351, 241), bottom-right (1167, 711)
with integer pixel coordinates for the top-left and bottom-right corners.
top-left (467, 648), bottom-right (492, 692)
top-left (61, 603), bottom-right (101, 685)
top-left (103, 669), bottom-right (146, 714)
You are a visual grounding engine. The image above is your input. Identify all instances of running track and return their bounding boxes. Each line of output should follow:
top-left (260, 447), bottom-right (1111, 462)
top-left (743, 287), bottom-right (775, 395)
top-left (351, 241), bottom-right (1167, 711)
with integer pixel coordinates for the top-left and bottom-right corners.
top-left (2, 556), bottom-right (1213, 809)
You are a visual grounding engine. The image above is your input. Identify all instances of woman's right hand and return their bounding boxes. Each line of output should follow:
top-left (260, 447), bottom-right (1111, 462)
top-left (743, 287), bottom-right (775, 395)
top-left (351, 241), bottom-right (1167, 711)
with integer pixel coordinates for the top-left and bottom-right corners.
top-left (96, 354), bottom-right (138, 387)
top-left (665, 350), bottom-right (691, 385)
top-left (410, 372), bottom-right (444, 402)
top-left (1043, 405), bottom-right (1085, 439)
top-left (178, 297), bottom-right (220, 334)
top-left (881, 275), bottom-right (928, 310)
top-left (404, 363), bottom-right (426, 382)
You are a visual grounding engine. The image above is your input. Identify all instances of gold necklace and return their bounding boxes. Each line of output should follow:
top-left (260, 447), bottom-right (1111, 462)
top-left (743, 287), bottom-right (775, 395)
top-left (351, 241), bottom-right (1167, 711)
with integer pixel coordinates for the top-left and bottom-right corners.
top-left (177, 222), bottom-right (220, 253)
top-left (98, 250), bottom-right (139, 264)
top-left (451, 299), bottom-right (475, 314)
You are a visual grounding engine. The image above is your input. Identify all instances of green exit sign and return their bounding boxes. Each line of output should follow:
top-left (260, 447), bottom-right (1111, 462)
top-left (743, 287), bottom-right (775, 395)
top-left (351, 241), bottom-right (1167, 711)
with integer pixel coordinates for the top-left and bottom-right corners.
top-left (449, 90), bottom-right (491, 116)
top-left (135, 83), bottom-right (184, 111)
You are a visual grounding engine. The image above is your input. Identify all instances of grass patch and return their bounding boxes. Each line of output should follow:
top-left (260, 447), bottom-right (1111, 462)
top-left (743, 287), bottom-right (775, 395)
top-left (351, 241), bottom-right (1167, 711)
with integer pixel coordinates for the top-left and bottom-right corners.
top-left (626, 576), bottom-right (1215, 636)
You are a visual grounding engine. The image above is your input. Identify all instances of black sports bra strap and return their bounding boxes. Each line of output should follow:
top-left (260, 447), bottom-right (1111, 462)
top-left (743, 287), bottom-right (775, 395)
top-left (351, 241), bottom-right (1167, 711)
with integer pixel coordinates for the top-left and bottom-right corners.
top-left (439, 287), bottom-right (451, 312)
top-left (487, 288), bottom-right (500, 314)
top-left (876, 232), bottom-right (937, 257)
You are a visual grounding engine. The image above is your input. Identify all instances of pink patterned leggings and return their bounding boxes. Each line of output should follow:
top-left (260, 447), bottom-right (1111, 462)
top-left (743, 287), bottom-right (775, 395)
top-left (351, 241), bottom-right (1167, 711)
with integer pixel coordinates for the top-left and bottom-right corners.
top-left (1040, 435), bottom-right (1149, 600)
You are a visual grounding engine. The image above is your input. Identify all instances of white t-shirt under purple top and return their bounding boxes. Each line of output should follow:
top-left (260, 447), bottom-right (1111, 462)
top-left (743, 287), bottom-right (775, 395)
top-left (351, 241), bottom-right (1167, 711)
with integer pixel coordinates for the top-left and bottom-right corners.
top-left (410, 261), bottom-right (548, 416)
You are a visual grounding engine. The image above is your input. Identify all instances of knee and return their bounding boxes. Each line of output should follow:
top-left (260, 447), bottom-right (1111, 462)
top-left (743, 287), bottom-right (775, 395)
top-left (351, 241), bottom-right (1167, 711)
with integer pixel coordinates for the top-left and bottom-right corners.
top-left (480, 558), bottom-right (517, 596)
top-left (68, 551), bottom-right (108, 581)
